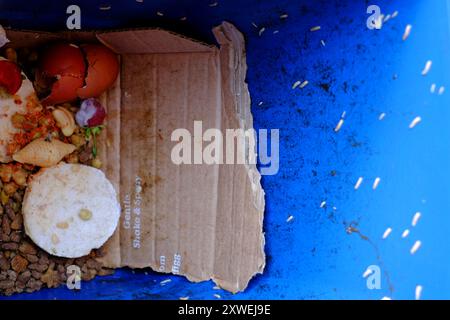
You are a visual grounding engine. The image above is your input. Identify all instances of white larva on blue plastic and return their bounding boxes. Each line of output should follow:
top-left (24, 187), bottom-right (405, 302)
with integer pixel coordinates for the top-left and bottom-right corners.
top-left (362, 268), bottom-right (373, 278)
top-left (412, 212), bottom-right (421, 227)
top-left (354, 177), bottom-right (363, 190)
top-left (382, 227), bottom-right (392, 239)
top-left (373, 177), bottom-right (381, 190)
top-left (409, 116), bottom-right (422, 129)
top-left (334, 119), bottom-right (344, 132)
top-left (410, 240), bottom-right (422, 255)
top-left (415, 285), bottom-right (423, 300)
top-left (430, 83), bottom-right (436, 93)
top-left (401, 229), bottom-right (410, 238)
top-left (421, 60), bottom-right (432, 76)
top-left (403, 24), bottom-right (412, 41)
top-left (292, 81), bottom-right (301, 89)
top-left (258, 27), bottom-right (266, 36)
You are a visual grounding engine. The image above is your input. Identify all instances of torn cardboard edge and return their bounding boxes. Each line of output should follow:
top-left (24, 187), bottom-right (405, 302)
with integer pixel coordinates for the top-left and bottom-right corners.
top-left (5, 22), bottom-right (265, 293)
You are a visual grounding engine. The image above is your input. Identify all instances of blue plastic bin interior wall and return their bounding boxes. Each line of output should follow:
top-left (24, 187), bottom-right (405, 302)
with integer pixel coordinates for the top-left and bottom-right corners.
top-left (0, 0), bottom-right (450, 300)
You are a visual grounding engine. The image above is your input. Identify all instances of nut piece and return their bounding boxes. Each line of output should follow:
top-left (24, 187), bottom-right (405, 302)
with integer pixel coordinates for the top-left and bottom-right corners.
top-left (12, 167), bottom-right (28, 186)
top-left (52, 107), bottom-right (76, 137)
top-left (0, 164), bottom-right (12, 183)
top-left (51, 234), bottom-right (59, 245)
top-left (56, 222), bottom-right (69, 229)
top-left (3, 182), bottom-right (18, 196)
top-left (91, 158), bottom-right (102, 169)
top-left (78, 209), bottom-right (92, 221)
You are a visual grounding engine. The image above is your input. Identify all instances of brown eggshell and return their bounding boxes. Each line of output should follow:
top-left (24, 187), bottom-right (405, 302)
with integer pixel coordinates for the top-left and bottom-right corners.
top-left (37, 43), bottom-right (86, 106)
top-left (39, 43), bottom-right (86, 78)
top-left (41, 75), bottom-right (85, 106)
top-left (77, 44), bottom-right (119, 99)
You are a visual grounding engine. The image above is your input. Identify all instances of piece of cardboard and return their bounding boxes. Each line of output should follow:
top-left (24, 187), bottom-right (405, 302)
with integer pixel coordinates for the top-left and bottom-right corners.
top-left (5, 22), bottom-right (265, 293)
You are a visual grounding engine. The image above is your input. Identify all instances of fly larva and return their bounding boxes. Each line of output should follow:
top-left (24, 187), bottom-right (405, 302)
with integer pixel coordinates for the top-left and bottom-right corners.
top-left (310, 26), bottom-right (321, 32)
top-left (341, 111), bottom-right (346, 118)
top-left (410, 240), bottom-right (422, 255)
top-left (300, 80), bottom-right (309, 88)
top-left (383, 14), bottom-right (391, 22)
top-left (403, 24), bottom-right (412, 41)
top-left (179, 296), bottom-right (190, 300)
top-left (401, 229), bottom-right (410, 238)
top-left (421, 60), bottom-right (432, 76)
top-left (382, 227), bottom-right (392, 239)
top-left (320, 201), bottom-right (326, 208)
top-left (258, 27), bottom-right (266, 36)
top-left (280, 14), bottom-right (289, 19)
top-left (362, 268), bottom-right (373, 278)
top-left (157, 11), bottom-right (164, 16)
top-left (392, 11), bottom-right (399, 18)
top-left (409, 116), bottom-right (422, 129)
top-left (378, 112), bottom-right (386, 120)
top-left (412, 211), bottom-right (421, 227)
top-left (209, 1), bottom-right (218, 7)
top-left (334, 119), bottom-right (344, 132)
top-left (252, 22), bottom-right (258, 28)
top-left (273, 30), bottom-right (279, 34)
top-left (160, 279), bottom-right (172, 285)
top-left (354, 177), bottom-right (363, 190)
top-left (321, 40), bottom-right (326, 47)
top-left (438, 86), bottom-right (445, 95)
top-left (381, 296), bottom-right (392, 300)
top-left (258, 101), bottom-right (264, 106)
top-left (286, 215), bottom-right (294, 223)
top-left (415, 285), bottom-right (423, 300)
top-left (374, 15), bottom-right (383, 29)
top-left (430, 83), bottom-right (436, 93)
top-left (99, 5), bottom-right (111, 10)
top-left (214, 294), bottom-right (222, 299)
top-left (373, 177), bottom-right (381, 190)
top-left (292, 81), bottom-right (301, 89)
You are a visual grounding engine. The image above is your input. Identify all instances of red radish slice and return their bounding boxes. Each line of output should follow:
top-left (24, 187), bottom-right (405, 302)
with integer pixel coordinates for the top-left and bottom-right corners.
top-left (0, 60), bottom-right (22, 95)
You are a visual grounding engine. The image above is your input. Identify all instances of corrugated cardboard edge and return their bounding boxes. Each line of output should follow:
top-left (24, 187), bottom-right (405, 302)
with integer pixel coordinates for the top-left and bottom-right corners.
top-left (211, 22), bottom-right (266, 292)
top-left (97, 27), bottom-right (215, 53)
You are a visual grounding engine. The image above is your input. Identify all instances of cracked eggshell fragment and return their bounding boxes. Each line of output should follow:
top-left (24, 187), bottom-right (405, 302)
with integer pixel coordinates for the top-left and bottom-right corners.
top-left (22, 163), bottom-right (120, 258)
top-left (77, 44), bottom-right (120, 99)
top-left (36, 43), bottom-right (86, 106)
